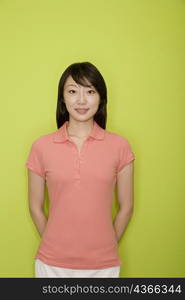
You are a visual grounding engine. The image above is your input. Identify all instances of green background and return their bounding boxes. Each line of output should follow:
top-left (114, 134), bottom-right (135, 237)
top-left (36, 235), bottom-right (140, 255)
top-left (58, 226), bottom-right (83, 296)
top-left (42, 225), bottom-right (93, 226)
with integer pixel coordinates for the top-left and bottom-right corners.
top-left (0, 0), bottom-right (184, 277)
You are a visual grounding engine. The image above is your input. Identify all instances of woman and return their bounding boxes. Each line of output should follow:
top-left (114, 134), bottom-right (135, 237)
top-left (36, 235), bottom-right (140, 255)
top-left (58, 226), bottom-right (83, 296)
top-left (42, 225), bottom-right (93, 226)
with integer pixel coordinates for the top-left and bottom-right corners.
top-left (25, 61), bottom-right (135, 278)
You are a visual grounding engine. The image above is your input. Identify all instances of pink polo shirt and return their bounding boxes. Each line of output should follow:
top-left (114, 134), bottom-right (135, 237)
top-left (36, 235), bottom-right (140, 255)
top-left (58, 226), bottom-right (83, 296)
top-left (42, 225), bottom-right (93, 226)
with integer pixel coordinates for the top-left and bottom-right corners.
top-left (25, 120), bottom-right (135, 269)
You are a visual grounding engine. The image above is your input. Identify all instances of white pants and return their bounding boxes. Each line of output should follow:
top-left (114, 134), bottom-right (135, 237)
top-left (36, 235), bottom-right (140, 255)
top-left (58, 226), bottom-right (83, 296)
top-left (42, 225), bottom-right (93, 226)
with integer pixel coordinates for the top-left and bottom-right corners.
top-left (35, 258), bottom-right (120, 278)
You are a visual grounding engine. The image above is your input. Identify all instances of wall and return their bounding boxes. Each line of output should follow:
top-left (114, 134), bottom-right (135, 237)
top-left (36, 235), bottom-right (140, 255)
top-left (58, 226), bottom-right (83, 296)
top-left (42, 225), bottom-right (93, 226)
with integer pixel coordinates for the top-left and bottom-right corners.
top-left (0, 0), bottom-right (184, 277)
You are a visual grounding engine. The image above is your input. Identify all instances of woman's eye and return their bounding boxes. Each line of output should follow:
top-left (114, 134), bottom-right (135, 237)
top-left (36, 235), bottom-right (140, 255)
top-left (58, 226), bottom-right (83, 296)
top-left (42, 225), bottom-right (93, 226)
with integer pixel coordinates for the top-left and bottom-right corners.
top-left (88, 90), bottom-right (95, 94)
top-left (68, 89), bottom-right (95, 94)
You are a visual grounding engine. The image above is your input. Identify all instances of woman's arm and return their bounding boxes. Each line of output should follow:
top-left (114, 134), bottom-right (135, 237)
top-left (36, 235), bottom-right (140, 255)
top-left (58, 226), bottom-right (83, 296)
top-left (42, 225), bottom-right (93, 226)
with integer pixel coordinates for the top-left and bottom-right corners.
top-left (113, 161), bottom-right (134, 243)
top-left (27, 170), bottom-right (47, 237)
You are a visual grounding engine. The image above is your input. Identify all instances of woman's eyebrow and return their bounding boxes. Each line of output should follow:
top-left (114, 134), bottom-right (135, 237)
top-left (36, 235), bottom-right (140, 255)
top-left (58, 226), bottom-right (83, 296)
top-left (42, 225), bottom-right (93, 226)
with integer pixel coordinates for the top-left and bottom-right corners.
top-left (66, 84), bottom-right (78, 87)
top-left (66, 84), bottom-right (94, 88)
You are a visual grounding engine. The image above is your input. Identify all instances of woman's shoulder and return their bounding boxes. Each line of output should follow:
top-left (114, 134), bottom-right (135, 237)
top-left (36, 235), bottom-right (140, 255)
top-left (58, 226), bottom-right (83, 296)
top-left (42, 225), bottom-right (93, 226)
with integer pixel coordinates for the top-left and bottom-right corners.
top-left (105, 128), bottom-right (129, 145)
top-left (29, 129), bottom-right (58, 148)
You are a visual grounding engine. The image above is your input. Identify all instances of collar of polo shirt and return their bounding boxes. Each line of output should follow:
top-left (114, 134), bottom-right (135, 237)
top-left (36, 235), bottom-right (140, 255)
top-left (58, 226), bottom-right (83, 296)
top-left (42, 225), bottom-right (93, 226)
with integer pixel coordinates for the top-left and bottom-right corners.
top-left (53, 120), bottom-right (105, 143)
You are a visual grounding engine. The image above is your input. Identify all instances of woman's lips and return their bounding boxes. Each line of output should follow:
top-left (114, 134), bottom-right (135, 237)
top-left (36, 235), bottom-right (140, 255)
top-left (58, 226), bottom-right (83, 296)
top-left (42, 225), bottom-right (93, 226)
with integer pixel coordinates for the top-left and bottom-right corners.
top-left (75, 109), bottom-right (89, 114)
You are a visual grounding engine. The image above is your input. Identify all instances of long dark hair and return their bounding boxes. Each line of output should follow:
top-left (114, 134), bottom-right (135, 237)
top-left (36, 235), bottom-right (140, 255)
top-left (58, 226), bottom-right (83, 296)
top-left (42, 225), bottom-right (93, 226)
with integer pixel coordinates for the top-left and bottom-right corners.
top-left (56, 62), bottom-right (107, 129)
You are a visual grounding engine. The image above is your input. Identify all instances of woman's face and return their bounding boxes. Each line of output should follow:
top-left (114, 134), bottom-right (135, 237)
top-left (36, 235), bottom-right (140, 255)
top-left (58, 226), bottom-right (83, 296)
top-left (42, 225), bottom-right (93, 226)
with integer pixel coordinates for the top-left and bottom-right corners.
top-left (63, 75), bottom-right (100, 122)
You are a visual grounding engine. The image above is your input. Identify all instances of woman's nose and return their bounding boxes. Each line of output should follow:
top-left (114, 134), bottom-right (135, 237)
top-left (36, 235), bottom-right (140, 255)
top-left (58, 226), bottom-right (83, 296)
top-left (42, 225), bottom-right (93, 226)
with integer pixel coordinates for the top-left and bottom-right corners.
top-left (77, 91), bottom-right (87, 103)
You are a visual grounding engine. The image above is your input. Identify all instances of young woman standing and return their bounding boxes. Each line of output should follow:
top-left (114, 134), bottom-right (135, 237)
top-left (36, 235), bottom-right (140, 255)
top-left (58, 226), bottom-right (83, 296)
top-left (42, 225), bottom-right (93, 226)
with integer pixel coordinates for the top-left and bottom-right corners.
top-left (25, 61), bottom-right (135, 277)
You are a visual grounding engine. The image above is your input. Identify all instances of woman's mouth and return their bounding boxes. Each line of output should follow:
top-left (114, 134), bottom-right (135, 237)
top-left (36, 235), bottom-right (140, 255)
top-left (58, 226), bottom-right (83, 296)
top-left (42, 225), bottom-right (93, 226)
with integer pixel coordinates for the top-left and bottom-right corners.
top-left (75, 108), bottom-right (89, 114)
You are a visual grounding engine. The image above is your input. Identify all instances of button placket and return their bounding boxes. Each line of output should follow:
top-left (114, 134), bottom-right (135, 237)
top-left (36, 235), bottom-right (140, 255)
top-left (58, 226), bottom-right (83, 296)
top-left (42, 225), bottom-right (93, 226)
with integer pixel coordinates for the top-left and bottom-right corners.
top-left (74, 150), bottom-right (80, 180)
top-left (69, 139), bottom-right (89, 184)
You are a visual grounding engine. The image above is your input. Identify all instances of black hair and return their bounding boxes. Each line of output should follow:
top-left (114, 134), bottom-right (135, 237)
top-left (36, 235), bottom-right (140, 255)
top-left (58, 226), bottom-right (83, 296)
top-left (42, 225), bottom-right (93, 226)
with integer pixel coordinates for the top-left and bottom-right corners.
top-left (56, 61), bottom-right (107, 129)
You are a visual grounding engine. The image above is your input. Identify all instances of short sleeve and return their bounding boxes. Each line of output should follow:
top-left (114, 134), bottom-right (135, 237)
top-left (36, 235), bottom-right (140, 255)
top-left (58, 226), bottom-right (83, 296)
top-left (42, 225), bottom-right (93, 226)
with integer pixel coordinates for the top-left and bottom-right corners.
top-left (25, 140), bottom-right (45, 179)
top-left (117, 137), bottom-right (135, 173)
